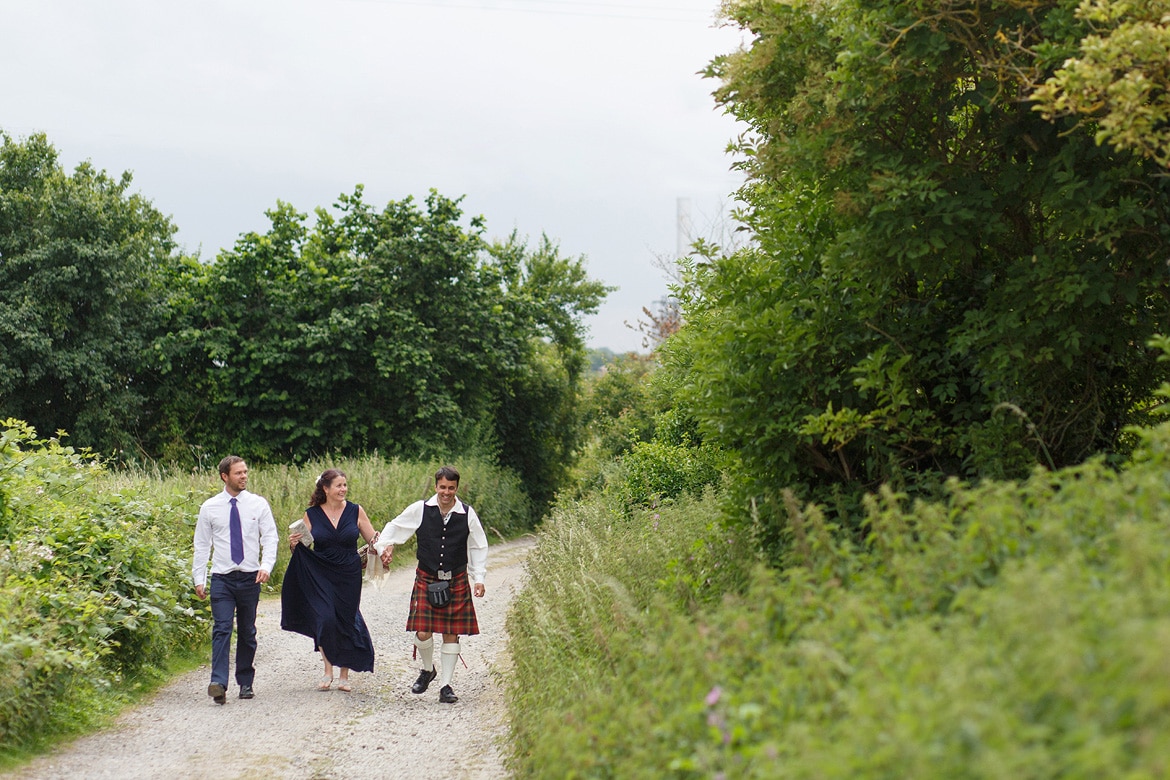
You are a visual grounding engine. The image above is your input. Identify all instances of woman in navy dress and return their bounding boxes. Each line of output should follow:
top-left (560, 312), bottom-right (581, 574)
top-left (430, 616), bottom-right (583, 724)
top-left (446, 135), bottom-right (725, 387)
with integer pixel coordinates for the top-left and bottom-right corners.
top-left (281, 468), bottom-right (378, 691)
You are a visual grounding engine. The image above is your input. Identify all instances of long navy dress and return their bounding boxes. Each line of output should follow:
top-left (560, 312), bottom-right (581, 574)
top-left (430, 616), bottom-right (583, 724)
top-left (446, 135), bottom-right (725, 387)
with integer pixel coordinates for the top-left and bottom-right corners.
top-left (280, 501), bottom-right (375, 672)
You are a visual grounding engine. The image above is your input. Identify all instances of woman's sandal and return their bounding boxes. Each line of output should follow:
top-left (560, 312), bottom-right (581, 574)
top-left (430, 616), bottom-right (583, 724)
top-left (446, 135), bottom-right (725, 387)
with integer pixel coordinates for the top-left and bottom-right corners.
top-left (318, 676), bottom-right (334, 691)
top-left (337, 680), bottom-right (352, 692)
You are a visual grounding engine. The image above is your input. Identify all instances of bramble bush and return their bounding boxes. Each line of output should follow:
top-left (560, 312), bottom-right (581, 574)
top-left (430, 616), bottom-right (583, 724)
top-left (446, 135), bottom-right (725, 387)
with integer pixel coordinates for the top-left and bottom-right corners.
top-left (505, 421), bottom-right (1170, 778)
top-left (0, 421), bottom-right (201, 749)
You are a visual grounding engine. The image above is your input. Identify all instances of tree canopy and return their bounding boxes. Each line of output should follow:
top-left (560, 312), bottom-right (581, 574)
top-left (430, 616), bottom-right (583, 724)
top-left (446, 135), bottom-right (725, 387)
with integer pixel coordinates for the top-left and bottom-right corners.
top-left (662, 0), bottom-right (1170, 546)
top-left (149, 187), bottom-right (609, 507)
top-left (1032, 0), bottom-right (1170, 167)
top-left (0, 132), bottom-right (182, 455)
top-left (1, 131), bottom-right (610, 511)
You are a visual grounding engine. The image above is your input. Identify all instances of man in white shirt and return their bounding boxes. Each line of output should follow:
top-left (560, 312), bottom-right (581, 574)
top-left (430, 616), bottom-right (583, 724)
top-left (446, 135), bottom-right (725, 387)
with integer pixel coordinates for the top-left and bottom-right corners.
top-left (376, 466), bottom-right (488, 703)
top-left (192, 456), bottom-right (278, 704)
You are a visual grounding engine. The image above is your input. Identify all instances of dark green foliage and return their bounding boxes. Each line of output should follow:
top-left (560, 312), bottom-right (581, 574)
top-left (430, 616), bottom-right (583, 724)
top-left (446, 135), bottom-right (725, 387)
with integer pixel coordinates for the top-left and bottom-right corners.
top-left (486, 232), bottom-right (614, 507)
top-left (0, 129), bottom-right (608, 510)
top-left (150, 189), bottom-right (609, 512)
top-left (665, 0), bottom-right (1170, 543)
top-left (0, 132), bottom-right (183, 456)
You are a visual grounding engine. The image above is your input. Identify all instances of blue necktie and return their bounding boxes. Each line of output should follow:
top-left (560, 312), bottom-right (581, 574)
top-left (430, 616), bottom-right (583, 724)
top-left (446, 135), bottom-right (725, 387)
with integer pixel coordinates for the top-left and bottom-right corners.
top-left (229, 497), bottom-right (244, 564)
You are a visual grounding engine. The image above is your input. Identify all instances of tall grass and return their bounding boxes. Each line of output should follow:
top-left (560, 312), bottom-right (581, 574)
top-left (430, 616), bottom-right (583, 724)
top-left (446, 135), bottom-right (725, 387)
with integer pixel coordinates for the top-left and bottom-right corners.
top-left (105, 454), bottom-right (532, 590)
top-left (505, 424), bottom-right (1170, 778)
top-left (505, 491), bottom-right (748, 777)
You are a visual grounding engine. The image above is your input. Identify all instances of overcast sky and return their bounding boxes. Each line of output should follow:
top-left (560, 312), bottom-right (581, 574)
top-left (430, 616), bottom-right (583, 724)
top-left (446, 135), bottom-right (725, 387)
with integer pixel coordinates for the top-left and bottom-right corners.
top-left (2, 0), bottom-right (746, 352)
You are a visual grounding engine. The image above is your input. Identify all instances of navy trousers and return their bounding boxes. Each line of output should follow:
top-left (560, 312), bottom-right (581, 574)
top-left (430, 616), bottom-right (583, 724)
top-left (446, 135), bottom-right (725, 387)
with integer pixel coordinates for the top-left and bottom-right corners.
top-left (209, 571), bottom-right (261, 688)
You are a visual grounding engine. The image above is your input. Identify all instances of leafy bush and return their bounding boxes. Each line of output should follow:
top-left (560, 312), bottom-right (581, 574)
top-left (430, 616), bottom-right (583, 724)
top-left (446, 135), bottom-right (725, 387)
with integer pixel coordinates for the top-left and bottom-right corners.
top-left (0, 132), bottom-right (184, 456)
top-left (147, 190), bottom-right (608, 513)
top-left (0, 568), bottom-right (98, 746)
top-left (0, 421), bottom-right (200, 747)
top-left (662, 0), bottom-right (1170, 550)
top-left (566, 355), bottom-right (660, 501)
top-left (608, 440), bottom-right (727, 509)
top-left (579, 354), bottom-right (657, 458)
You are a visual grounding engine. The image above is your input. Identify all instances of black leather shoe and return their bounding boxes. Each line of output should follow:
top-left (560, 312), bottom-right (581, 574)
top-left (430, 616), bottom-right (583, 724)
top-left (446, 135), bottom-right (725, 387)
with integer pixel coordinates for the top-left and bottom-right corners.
top-left (439, 685), bottom-right (458, 704)
top-left (208, 682), bottom-right (226, 705)
top-left (411, 667), bottom-right (437, 694)
top-left (239, 685), bottom-right (254, 699)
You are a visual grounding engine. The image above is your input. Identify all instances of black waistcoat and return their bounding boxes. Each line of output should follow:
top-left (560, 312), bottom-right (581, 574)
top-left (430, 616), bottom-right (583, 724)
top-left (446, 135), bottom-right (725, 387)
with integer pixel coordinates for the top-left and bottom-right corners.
top-left (416, 503), bottom-right (470, 575)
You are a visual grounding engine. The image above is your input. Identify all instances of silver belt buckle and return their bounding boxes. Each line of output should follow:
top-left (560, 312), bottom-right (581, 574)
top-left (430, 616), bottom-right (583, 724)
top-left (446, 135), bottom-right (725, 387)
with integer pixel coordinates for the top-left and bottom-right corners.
top-left (437, 569), bottom-right (452, 580)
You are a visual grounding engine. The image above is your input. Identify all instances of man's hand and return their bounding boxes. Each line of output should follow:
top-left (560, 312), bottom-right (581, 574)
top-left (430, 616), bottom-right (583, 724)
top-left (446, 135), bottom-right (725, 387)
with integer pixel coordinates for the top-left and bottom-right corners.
top-left (195, 584), bottom-right (207, 600)
top-left (380, 545), bottom-right (394, 566)
top-left (255, 570), bottom-right (270, 584)
top-left (474, 583), bottom-right (485, 598)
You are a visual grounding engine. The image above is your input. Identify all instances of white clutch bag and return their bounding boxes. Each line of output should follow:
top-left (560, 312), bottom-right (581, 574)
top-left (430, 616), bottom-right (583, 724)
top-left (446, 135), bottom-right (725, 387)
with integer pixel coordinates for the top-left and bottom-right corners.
top-left (288, 518), bottom-right (314, 547)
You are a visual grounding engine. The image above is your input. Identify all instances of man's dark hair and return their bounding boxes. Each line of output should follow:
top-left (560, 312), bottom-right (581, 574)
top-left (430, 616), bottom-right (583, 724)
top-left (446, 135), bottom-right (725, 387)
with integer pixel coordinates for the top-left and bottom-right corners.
top-left (435, 466), bottom-right (460, 485)
top-left (218, 455), bottom-right (245, 477)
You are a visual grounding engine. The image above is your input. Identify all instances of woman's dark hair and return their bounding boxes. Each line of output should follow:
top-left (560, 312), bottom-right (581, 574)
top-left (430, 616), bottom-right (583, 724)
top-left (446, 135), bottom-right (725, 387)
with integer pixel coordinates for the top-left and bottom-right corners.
top-left (309, 468), bottom-right (346, 507)
top-left (435, 465), bottom-right (460, 485)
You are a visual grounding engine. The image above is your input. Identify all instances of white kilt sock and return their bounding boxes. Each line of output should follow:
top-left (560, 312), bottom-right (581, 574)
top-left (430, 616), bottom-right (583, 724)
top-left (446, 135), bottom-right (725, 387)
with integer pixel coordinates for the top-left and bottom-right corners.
top-left (415, 635), bottom-right (434, 671)
top-left (439, 642), bottom-right (461, 687)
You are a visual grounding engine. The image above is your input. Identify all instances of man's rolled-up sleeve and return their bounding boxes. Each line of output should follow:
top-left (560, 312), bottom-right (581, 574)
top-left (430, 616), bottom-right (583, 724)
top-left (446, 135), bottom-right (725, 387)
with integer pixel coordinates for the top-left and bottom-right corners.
top-left (374, 500), bottom-right (425, 554)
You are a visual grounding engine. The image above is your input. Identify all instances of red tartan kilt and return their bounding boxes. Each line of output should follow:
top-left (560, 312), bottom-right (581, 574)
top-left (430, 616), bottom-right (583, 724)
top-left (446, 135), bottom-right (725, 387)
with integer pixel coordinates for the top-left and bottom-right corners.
top-left (406, 568), bottom-right (479, 636)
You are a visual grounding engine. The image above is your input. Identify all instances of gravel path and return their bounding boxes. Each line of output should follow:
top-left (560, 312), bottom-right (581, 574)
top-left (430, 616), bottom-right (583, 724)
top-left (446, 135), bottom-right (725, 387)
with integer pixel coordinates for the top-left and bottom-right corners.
top-left (4, 536), bottom-right (536, 780)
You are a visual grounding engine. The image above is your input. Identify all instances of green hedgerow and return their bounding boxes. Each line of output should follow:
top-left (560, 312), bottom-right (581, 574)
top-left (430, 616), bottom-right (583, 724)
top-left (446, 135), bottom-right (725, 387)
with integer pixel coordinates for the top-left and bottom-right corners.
top-left (505, 420), bottom-right (1170, 778)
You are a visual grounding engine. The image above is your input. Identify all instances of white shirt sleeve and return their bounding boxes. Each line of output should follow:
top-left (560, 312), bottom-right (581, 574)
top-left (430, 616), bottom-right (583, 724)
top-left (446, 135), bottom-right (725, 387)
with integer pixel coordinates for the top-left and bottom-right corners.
top-left (374, 500), bottom-right (426, 553)
top-left (256, 497), bottom-right (279, 575)
top-left (465, 504), bottom-right (489, 585)
top-left (192, 500), bottom-right (214, 588)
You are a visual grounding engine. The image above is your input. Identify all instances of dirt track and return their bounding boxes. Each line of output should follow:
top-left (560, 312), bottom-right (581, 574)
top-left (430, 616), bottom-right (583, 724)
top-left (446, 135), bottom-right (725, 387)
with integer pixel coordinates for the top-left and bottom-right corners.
top-left (4, 537), bottom-right (536, 780)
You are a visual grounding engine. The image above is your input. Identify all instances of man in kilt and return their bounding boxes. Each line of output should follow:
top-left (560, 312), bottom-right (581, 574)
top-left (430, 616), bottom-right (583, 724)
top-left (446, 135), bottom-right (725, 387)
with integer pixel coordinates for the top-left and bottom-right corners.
top-left (375, 466), bottom-right (488, 703)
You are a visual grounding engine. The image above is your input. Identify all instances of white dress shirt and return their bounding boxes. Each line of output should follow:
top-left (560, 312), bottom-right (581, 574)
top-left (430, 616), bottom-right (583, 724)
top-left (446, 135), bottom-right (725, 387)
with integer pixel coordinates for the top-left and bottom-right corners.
top-left (375, 494), bottom-right (488, 584)
top-left (192, 488), bottom-right (279, 587)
